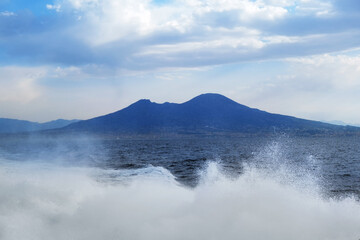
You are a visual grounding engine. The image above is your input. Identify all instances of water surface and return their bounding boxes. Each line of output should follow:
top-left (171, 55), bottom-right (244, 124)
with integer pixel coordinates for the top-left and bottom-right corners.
top-left (0, 134), bottom-right (359, 240)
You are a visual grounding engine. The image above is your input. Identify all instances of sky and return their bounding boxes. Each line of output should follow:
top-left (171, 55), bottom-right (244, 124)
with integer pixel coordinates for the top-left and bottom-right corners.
top-left (1, 0), bottom-right (360, 123)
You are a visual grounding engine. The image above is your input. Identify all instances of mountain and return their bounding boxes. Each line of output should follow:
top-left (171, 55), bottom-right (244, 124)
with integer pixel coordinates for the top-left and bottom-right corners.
top-left (63, 93), bottom-right (359, 135)
top-left (323, 120), bottom-right (360, 127)
top-left (40, 119), bottom-right (80, 130)
top-left (0, 118), bottom-right (80, 133)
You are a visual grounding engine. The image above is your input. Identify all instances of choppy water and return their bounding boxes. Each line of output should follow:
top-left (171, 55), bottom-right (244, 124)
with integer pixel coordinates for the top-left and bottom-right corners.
top-left (0, 134), bottom-right (359, 240)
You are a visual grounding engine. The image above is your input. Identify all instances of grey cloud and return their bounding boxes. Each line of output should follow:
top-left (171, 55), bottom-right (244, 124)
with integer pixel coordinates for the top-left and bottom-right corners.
top-left (1, 32), bottom-right (93, 65)
top-left (1, 1), bottom-right (360, 70)
top-left (256, 14), bottom-right (360, 36)
top-left (197, 10), bottom-right (242, 29)
top-left (332, 0), bottom-right (360, 12)
top-left (119, 30), bottom-right (360, 70)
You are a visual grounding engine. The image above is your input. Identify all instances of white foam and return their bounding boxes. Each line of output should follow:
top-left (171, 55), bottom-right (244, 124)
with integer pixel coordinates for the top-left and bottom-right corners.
top-left (0, 159), bottom-right (359, 240)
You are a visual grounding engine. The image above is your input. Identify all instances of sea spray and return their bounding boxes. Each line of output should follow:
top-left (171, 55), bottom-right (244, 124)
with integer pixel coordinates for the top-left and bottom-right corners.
top-left (0, 157), bottom-right (359, 240)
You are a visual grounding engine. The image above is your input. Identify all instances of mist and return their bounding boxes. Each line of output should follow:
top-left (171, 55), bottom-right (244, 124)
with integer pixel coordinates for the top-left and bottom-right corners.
top-left (0, 139), bottom-right (359, 240)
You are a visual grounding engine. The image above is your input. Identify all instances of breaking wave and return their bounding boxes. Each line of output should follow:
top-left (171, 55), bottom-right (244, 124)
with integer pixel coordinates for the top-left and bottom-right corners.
top-left (1, 155), bottom-right (360, 240)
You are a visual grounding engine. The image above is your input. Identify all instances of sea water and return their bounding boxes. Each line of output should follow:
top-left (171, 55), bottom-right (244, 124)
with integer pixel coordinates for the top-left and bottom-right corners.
top-left (0, 134), bottom-right (359, 240)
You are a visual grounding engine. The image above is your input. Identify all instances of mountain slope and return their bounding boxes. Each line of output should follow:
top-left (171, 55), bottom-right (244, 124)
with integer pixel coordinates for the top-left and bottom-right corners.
top-left (64, 93), bottom-right (358, 135)
top-left (0, 118), bottom-right (80, 133)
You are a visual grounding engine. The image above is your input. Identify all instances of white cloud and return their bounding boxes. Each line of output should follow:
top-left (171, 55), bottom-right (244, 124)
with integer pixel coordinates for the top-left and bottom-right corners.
top-left (0, 65), bottom-right (120, 121)
top-left (138, 36), bottom-right (265, 56)
top-left (67, 0), bottom-right (100, 9)
top-left (60, 0), bottom-right (291, 46)
top-left (295, 0), bottom-right (334, 16)
top-left (46, 4), bottom-right (62, 12)
top-left (289, 54), bottom-right (360, 89)
top-left (1, 52), bottom-right (360, 124)
top-left (3, 0), bottom-right (357, 70)
top-left (66, 0), bottom-right (155, 45)
top-left (0, 67), bottom-right (45, 104)
top-left (0, 11), bottom-right (16, 16)
top-left (179, 0), bottom-right (289, 20)
top-left (236, 52), bottom-right (360, 123)
top-left (261, 0), bottom-right (296, 7)
top-left (35, 0), bottom-right (350, 71)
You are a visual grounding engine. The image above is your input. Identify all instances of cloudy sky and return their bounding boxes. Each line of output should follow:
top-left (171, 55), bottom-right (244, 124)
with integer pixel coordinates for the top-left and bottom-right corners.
top-left (1, 0), bottom-right (360, 123)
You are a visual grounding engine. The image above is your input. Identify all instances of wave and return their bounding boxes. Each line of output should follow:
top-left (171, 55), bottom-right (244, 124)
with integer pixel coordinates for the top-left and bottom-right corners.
top-left (0, 155), bottom-right (359, 240)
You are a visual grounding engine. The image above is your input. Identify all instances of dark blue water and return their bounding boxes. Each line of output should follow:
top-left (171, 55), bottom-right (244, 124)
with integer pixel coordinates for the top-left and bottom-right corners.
top-left (1, 134), bottom-right (359, 197)
top-left (0, 134), bottom-right (360, 239)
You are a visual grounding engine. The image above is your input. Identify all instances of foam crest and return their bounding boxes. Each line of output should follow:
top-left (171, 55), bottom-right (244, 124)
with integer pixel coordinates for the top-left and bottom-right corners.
top-left (95, 165), bottom-right (178, 185)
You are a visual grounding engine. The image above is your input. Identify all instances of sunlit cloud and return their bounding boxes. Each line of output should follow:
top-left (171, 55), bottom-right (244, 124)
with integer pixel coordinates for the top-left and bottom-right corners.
top-left (0, 66), bottom-right (45, 103)
top-left (2, 0), bottom-right (359, 69)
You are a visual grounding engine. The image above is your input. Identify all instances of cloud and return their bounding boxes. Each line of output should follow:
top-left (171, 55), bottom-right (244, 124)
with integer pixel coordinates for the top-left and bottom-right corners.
top-left (1, 52), bottom-right (360, 123)
top-left (0, 11), bottom-right (15, 16)
top-left (0, 0), bottom-right (359, 70)
top-left (0, 66), bottom-right (45, 104)
top-left (1, 0), bottom-right (360, 123)
top-left (236, 53), bottom-right (360, 123)
top-left (46, 4), bottom-right (62, 12)
top-left (288, 53), bottom-right (360, 90)
top-left (0, 64), bottom-right (122, 121)
top-left (332, 0), bottom-right (360, 13)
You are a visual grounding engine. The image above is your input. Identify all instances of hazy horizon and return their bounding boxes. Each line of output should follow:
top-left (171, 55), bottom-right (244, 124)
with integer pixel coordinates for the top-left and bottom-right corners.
top-left (2, 92), bottom-right (360, 127)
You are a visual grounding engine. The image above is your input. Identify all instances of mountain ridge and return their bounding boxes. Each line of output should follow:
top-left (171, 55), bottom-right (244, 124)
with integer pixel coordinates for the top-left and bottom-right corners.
top-left (63, 93), bottom-right (359, 135)
top-left (0, 118), bottom-right (80, 134)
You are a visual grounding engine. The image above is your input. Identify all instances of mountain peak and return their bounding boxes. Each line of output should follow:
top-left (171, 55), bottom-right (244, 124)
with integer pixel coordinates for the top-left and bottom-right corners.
top-left (130, 94), bottom-right (234, 107)
top-left (190, 93), bottom-right (230, 101)
top-left (184, 93), bottom-right (242, 108)
top-left (130, 99), bottom-right (153, 106)
top-left (136, 99), bottom-right (152, 103)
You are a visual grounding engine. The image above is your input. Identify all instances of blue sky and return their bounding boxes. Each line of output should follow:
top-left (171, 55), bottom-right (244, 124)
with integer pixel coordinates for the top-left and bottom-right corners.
top-left (1, 0), bottom-right (360, 123)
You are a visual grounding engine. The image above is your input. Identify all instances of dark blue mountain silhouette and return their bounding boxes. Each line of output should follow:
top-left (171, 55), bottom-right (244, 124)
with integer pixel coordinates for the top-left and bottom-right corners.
top-left (0, 118), bottom-right (79, 133)
top-left (64, 93), bottom-right (357, 135)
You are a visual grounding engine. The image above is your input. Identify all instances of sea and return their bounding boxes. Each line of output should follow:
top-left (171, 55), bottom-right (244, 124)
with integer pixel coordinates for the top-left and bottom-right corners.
top-left (0, 133), bottom-right (359, 240)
